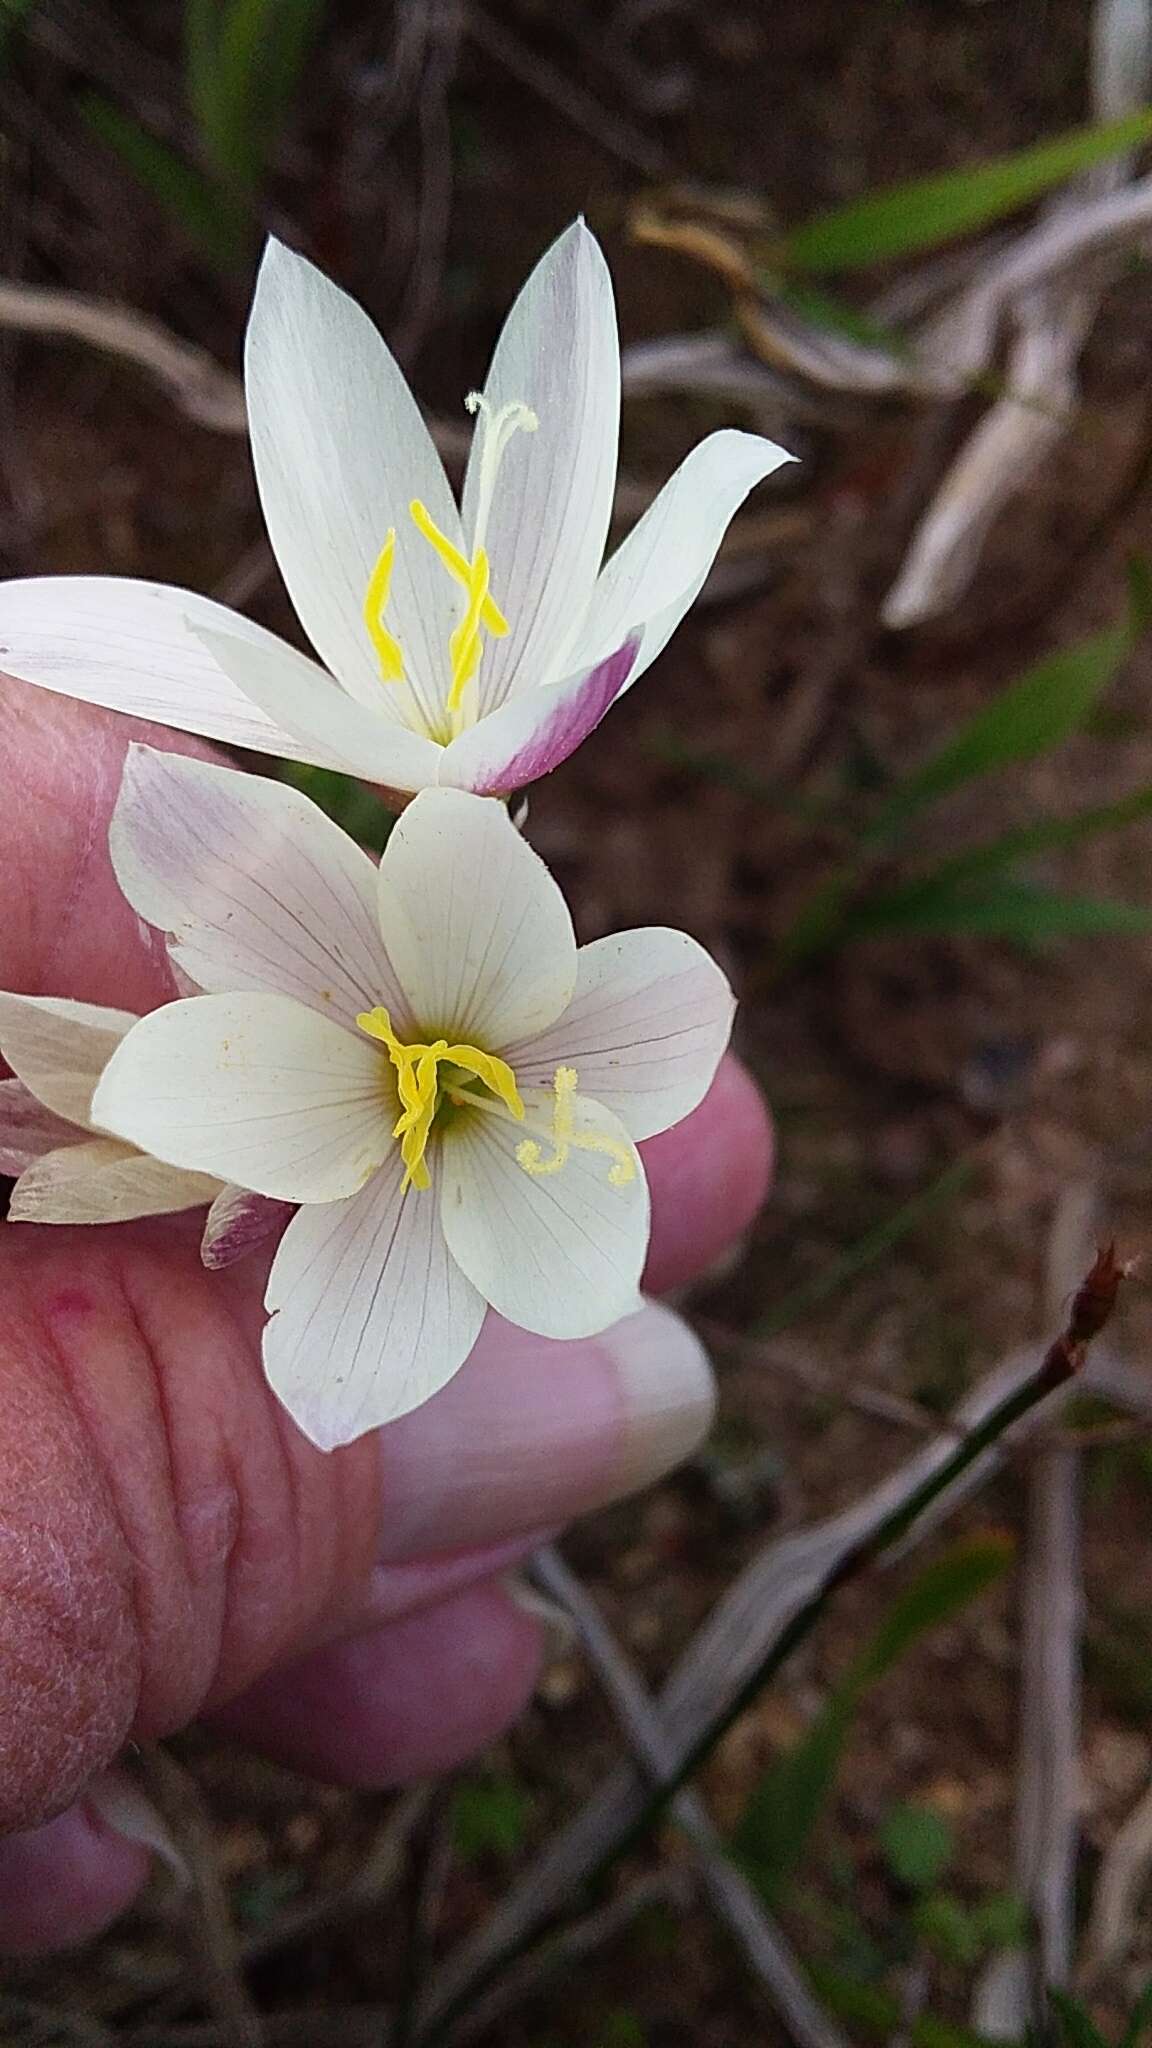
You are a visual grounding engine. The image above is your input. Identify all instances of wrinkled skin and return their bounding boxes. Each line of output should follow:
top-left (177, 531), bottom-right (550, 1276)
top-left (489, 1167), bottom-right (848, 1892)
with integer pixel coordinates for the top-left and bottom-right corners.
top-left (0, 684), bottom-right (773, 1951)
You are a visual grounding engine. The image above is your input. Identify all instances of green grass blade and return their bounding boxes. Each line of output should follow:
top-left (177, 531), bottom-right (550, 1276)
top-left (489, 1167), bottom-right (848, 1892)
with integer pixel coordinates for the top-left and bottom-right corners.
top-left (754, 1156), bottom-right (974, 1341)
top-left (854, 879), bottom-right (1152, 941)
top-left (1047, 1990), bottom-right (1110, 2048)
top-left (867, 617), bottom-right (1138, 849)
top-left (784, 106), bottom-right (1152, 271)
top-left (733, 1536), bottom-right (1012, 1902)
top-left (276, 763), bottom-right (394, 853)
top-left (874, 782), bottom-right (1152, 906)
top-left (1120, 1977), bottom-right (1152, 2048)
top-left (79, 91), bottom-right (248, 270)
top-left (197, 0), bottom-right (326, 193)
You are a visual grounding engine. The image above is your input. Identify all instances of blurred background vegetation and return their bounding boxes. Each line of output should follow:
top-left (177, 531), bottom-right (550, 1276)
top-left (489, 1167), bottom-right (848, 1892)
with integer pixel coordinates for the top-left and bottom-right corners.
top-left (7, 1), bottom-right (1152, 2042)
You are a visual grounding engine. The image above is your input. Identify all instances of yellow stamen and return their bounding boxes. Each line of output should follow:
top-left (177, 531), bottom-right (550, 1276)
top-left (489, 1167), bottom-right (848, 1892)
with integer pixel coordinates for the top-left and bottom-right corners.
top-left (517, 1067), bottom-right (636, 1188)
top-left (362, 528), bottom-right (405, 683)
top-left (357, 1005), bottom-right (523, 1191)
top-left (408, 501), bottom-right (508, 637)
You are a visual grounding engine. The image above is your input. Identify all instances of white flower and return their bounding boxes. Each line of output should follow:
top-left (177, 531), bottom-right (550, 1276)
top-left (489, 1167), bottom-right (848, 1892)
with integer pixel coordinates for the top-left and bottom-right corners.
top-left (0, 223), bottom-right (792, 798)
top-left (91, 746), bottom-right (736, 1448)
top-left (0, 991), bottom-right (288, 1264)
top-left (0, 992), bottom-right (220, 1225)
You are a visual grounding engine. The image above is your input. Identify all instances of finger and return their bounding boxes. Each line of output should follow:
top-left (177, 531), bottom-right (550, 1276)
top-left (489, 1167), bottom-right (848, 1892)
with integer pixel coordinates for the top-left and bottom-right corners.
top-left (215, 1578), bottom-right (543, 1783)
top-left (0, 1795), bottom-right (150, 1954)
top-left (641, 1050), bottom-right (772, 1296)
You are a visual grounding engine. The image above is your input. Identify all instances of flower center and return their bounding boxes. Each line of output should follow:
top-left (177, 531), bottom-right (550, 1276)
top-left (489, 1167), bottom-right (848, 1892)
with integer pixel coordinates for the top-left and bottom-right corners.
top-left (361, 395), bottom-right (538, 742)
top-left (357, 1006), bottom-right (523, 1191)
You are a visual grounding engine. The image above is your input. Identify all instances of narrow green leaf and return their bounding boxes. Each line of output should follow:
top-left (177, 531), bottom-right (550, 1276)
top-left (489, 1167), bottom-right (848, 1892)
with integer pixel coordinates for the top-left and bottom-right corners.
top-left (868, 619), bottom-right (1136, 847)
top-left (733, 1536), bottom-right (1011, 1899)
top-left (1121, 1977), bottom-right (1152, 2048)
top-left (811, 1965), bottom-right (1003, 2046)
top-left (450, 1777), bottom-right (533, 1863)
top-left (754, 1156), bottom-right (974, 1340)
top-left (784, 106), bottom-right (1152, 271)
top-left (78, 92), bottom-right (248, 270)
top-left (872, 782), bottom-right (1152, 907)
top-left (855, 880), bottom-right (1152, 942)
top-left (193, 0), bottom-right (326, 193)
top-left (880, 1804), bottom-right (956, 1892)
top-left (1047, 1990), bottom-right (1110, 2048)
top-left (277, 763), bottom-right (395, 854)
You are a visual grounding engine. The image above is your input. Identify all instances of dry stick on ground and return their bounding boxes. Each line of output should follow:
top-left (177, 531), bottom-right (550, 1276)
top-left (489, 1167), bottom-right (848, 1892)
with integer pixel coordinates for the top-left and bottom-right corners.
top-left (526, 1545), bottom-right (852, 2048)
top-left (974, 1186), bottom-right (1097, 2041)
top-left (138, 1747), bottom-right (264, 2048)
top-left (884, 0), bottom-right (1152, 627)
top-left (419, 1245), bottom-right (1135, 2040)
top-left (1086, 1776), bottom-right (1152, 1974)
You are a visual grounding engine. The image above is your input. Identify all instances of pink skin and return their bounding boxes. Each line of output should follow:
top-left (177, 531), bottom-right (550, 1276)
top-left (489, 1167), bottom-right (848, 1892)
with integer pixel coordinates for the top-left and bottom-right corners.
top-left (0, 684), bottom-right (773, 1951)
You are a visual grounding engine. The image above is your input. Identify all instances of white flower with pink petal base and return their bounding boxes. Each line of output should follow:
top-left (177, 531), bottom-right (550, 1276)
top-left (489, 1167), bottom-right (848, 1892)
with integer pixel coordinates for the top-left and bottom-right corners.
top-left (90, 747), bottom-right (735, 1449)
top-left (0, 222), bottom-right (792, 799)
top-left (0, 990), bottom-right (288, 1263)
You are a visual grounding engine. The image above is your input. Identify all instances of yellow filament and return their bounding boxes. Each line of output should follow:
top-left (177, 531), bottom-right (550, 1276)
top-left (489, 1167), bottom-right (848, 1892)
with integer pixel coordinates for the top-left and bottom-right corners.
top-left (357, 1005), bottom-right (523, 1191)
top-left (409, 498), bottom-right (509, 723)
top-left (517, 1067), bottom-right (636, 1188)
top-left (362, 528), bottom-right (405, 682)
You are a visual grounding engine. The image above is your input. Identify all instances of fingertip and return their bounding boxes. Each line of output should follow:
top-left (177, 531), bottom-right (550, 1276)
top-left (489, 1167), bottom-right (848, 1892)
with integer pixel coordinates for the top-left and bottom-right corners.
top-left (641, 1052), bottom-right (773, 1295)
top-left (213, 1579), bottom-right (543, 1786)
top-left (0, 1800), bottom-right (150, 1954)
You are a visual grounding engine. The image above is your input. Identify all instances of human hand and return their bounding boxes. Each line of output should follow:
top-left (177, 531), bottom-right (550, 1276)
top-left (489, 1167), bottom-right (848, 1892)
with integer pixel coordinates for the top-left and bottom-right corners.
top-left (0, 684), bottom-right (772, 1951)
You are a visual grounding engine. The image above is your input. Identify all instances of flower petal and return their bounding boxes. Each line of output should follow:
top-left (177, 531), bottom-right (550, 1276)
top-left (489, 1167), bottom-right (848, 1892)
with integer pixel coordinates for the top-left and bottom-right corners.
top-left (439, 1088), bottom-right (648, 1340)
top-left (437, 639), bottom-right (638, 796)
top-left (246, 237), bottom-right (463, 710)
top-left (462, 221), bottom-right (620, 711)
top-left (194, 623), bottom-right (444, 793)
top-left (92, 992), bottom-right (394, 1203)
top-left (0, 1078), bottom-right (83, 1174)
top-left (263, 1150), bottom-right (487, 1449)
top-left (506, 927), bottom-right (735, 1141)
top-left (200, 1184), bottom-right (294, 1269)
top-left (8, 1138), bottom-right (218, 1225)
top-left (377, 788), bottom-right (576, 1045)
top-left (0, 576), bottom-right (344, 763)
top-left (568, 429), bottom-right (796, 687)
top-left (110, 746), bottom-right (408, 1030)
top-left (0, 992), bottom-right (136, 1125)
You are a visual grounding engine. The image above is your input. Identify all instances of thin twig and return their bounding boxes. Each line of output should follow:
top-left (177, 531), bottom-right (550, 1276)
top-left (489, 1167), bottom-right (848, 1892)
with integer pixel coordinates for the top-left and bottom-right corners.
top-left (138, 1747), bottom-right (263, 2048)
top-left (528, 1547), bottom-right (851, 2048)
top-left (1086, 1777), bottom-right (1152, 1972)
top-left (421, 1246), bottom-right (1131, 2039)
top-left (464, 7), bottom-right (667, 178)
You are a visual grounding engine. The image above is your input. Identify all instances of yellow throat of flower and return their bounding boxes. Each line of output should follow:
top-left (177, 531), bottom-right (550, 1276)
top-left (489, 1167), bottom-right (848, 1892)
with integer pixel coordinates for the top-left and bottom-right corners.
top-left (361, 395), bottom-right (538, 742)
top-left (357, 1011), bottom-right (637, 1197)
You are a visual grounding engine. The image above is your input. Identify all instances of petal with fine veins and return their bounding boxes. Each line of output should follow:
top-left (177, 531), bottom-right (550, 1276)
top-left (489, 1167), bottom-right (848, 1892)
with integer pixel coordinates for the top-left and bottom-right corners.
top-left (438, 639), bottom-right (637, 796)
top-left (439, 1086), bottom-right (648, 1339)
top-left (462, 221), bottom-right (620, 712)
top-left (200, 1184), bottom-right (295, 1270)
top-left (377, 788), bottom-right (576, 1046)
top-left (568, 429), bottom-right (796, 688)
top-left (8, 1139), bottom-right (218, 1225)
top-left (0, 1078), bottom-right (84, 1173)
top-left (0, 576), bottom-right (338, 763)
top-left (264, 1151), bottom-right (487, 1450)
top-left (246, 237), bottom-right (463, 709)
top-left (506, 927), bottom-right (735, 1142)
top-left (110, 746), bottom-right (407, 1031)
top-left (0, 992), bottom-right (137, 1125)
top-left (195, 624), bottom-right (444, 792)
top-left (92, 993), bottom-right (394, 1204)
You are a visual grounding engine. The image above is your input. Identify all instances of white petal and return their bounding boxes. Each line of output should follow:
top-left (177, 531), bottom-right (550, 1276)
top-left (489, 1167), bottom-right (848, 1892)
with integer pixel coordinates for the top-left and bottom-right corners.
top-left (0, 991), bottom-right (136, 1125)
top-left (0, 1078), bottom-right (84, 1173)
top-left (439, 1089), bottom-right (648, 1339)
top-left (264, 1150), bottom-right (486, 1449)
top-left (437, 640), bottom-right (638, 796)
top-left (377, 788), bottom-right (576, 1045)
top-left (8, 1139), bottom-right (218, 1225)
top-left (200, 1184), bottom-right (294, 1269)
top-left (569, 429), bottom-right (795, 687)
top-left (462, 221), bottom-right (620, 711)
top-left (506, 928), bottom-right (735, 1141)
top-left (246, 237), bottom-right (462, 710)
top-left (111, 746), bottom-right (408, 1030)
top-left (92, 993), bottom-right (394, 1204)
top-left (195, 623), bottom-right (444, 793)
top-left (0, 576), bottom-right (345, 764)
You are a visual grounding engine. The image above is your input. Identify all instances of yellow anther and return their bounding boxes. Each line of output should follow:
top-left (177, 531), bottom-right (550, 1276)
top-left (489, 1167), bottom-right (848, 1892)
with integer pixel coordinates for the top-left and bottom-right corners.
top-left (362, 528), bottom-right (405, 683)
top-left (517, 1067), bottom-right (637, 1188)
top-left (409, 501), bottom-right (508, 637)
top-left (358, 1006), bottom-right (524, 1191)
